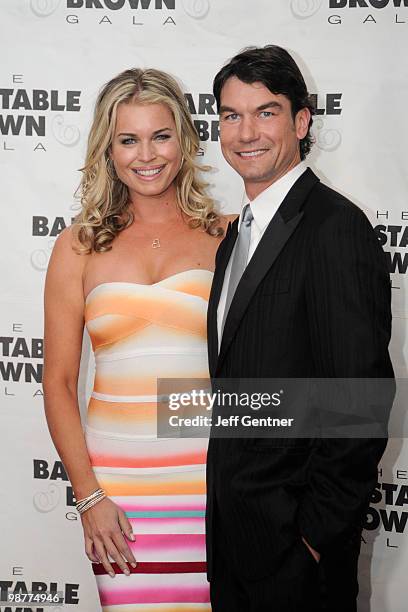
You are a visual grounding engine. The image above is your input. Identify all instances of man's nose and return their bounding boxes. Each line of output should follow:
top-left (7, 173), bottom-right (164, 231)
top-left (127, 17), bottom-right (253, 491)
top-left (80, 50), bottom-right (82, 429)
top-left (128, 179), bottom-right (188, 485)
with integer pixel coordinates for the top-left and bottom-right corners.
top-left (238, 116), bottom-right (258, 143)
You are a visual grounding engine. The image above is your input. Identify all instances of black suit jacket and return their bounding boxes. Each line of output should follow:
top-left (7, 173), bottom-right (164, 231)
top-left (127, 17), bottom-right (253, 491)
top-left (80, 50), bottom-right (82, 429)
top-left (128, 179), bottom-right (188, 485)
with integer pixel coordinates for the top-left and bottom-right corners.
top-left (206, 168), bottom-right (394, 581)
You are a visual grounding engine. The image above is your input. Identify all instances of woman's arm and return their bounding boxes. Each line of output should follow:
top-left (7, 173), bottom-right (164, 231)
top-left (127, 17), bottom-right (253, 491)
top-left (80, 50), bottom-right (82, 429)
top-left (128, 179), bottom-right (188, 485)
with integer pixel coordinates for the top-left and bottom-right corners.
top-left (43, 227), bottom-right (98, 498)
top-left (43, 227), bottom-right (136, 576)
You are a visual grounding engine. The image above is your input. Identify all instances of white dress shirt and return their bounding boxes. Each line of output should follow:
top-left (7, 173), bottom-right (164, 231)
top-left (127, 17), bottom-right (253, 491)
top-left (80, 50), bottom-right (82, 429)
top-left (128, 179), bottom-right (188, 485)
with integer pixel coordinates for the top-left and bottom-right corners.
top-left (217, 162), bottom-right (307, 351)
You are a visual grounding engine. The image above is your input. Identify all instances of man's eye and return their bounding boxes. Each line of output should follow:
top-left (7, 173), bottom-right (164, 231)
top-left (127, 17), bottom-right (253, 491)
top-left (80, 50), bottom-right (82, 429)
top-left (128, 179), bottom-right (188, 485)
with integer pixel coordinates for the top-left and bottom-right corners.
top-left (259, 111), bottom-right (274, 118)
top-left (225, 113), bottom-right (239, 121)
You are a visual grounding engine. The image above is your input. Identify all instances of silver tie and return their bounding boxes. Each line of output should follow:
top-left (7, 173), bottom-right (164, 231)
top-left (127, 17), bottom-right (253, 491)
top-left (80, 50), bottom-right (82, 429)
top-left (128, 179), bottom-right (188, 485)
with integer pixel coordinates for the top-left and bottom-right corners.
top-left (222, 203), bottom-right (254, 332)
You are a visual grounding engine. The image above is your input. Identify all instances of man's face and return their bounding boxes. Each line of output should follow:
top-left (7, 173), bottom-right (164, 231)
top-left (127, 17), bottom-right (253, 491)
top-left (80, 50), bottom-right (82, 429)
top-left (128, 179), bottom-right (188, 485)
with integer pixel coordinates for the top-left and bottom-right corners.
top-left (218, 77), bottom-right (310, 199)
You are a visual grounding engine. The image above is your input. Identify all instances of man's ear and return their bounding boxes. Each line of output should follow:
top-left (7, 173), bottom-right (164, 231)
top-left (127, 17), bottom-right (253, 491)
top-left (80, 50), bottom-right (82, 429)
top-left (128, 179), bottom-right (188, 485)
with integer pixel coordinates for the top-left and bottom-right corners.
top-left (295, 107), bottom-right (311, 141)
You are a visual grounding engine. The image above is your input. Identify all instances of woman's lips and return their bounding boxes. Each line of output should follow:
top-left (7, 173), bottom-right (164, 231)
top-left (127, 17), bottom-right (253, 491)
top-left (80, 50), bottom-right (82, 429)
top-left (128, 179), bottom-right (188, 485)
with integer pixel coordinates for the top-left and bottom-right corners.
top-left (132, 165), bottom-right (165, 180)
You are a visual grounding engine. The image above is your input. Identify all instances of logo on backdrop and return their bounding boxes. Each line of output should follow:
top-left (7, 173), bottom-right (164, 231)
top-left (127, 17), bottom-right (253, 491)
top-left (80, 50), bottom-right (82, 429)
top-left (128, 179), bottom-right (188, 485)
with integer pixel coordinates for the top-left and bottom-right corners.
top-left (182, 0), bottom-right (209, 18)
top-left (364, 466), bottom-right (408, 548)
top-left (65, 0), bottom-right (175, 7)
top-left (0, 332), bottom-right (43, 390)
top-left (0, 572), bottom-right (80, 609)
top-left (32, 215), bottom-right (76, 238)
top-left (373, 210), bottom-right (408, 282)
top-left (310, 93), bottom-right (342, 152)
top-left (186, 92), bottom-right (343, 149)
top-left (33, 459), bottom-right (78, 521)
top-left (291, 0), bottom-right (323, 18)
top-left (1, 323), bottom-right (43, 400)
top-left (185, 93), bottom-right (219, 143)
top-left (291, 0), bottom-right (408, 24)
top-left (29, 0), bottom-right (211, 26)
top-left (0, 76), bottom-right (81, 151)
top-left (30, 214), bottom-right (77, 272)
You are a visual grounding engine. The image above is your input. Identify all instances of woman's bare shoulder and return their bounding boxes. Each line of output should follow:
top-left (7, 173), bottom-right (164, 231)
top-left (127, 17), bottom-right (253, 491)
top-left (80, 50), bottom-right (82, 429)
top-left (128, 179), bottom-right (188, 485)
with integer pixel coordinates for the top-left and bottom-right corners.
top-left (47, 225), bottom-right (89, 285)
top-left (52, 224), bottom-right (87, 256)
top-left (218, 213), bottom-right (239, 231)
top-left (225, 213), bottom-right (239, 223)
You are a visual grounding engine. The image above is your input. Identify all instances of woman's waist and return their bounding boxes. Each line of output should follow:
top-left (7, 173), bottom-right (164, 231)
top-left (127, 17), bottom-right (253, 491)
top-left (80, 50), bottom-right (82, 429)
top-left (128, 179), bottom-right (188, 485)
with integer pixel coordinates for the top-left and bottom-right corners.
top-left (92, 346), bottom-right (210, 397)
top-left (86, 386), bottom-right (211, 437)
top-left (91, 372), bottom-right (210, 397)
top-left (85, 414), bottom-right (209, 471)
top-left (94, 344), bottom-right (208, 363)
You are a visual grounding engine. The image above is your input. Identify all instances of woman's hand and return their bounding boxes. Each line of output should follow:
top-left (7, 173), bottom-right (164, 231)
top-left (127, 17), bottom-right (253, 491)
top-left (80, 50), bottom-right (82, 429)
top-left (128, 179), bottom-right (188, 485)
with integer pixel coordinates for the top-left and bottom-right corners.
top-left (81, 497), bottom-right (137, 577)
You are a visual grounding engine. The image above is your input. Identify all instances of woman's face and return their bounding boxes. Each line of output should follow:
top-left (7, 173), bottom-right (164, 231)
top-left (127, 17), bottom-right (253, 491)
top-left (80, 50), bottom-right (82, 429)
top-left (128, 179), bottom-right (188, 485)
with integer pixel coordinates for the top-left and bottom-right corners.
top-left (110, 101), bottom-right (182, 200)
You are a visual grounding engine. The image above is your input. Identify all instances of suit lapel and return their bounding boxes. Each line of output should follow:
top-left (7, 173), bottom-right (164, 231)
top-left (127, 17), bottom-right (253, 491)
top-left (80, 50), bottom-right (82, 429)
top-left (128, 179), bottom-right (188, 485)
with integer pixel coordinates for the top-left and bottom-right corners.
top-left (216, 168), bottom-right (320, 375)
top-left (207, 220), bottom-right (238, 377)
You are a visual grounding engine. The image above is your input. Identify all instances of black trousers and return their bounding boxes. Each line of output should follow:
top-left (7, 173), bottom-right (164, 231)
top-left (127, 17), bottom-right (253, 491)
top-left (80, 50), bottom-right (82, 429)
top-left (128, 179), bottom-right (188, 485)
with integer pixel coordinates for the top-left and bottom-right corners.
top-left (210, 528), bottom-right (361, 612)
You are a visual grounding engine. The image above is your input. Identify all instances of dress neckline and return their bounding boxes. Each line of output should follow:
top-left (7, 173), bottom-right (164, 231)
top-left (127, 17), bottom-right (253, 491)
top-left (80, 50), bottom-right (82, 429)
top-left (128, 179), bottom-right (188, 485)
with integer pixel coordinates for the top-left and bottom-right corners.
top-left (85, 268), bottom-right (214, 303)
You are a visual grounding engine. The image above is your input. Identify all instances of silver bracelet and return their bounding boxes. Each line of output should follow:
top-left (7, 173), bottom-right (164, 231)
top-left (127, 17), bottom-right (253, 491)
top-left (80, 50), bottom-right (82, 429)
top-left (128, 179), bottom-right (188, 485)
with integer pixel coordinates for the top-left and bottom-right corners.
top-left (76, 488), bottom-right (106, 515)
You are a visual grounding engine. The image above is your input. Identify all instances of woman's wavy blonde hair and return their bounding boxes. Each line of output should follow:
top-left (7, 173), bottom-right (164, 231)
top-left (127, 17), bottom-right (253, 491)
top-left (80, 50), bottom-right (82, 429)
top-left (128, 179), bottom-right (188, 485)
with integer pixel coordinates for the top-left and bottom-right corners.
top-left (74, 68), bottom-right (222, 252)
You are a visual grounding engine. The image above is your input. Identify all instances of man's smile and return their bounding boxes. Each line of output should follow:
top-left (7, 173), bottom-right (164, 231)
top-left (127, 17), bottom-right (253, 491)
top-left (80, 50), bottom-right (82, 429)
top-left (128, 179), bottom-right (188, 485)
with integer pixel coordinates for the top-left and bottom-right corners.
top-left (236, 149), bottom-right (269, 159)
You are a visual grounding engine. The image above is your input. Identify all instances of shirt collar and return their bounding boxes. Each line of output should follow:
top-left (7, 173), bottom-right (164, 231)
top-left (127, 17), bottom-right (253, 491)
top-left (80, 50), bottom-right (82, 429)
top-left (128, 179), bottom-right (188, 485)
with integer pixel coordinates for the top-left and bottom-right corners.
top-left (239, 162), bottom-right (307, 232)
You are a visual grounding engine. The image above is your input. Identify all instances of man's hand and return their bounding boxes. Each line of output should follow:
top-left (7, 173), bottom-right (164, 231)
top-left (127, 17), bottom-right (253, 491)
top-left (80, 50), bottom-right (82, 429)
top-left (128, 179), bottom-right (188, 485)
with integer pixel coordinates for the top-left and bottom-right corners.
top-left (302, 536), bottom-right (320, 563)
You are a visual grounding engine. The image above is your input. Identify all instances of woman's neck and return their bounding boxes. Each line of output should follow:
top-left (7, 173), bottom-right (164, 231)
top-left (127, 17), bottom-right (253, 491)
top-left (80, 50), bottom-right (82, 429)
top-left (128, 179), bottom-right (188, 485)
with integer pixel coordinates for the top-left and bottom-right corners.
top-left (128, 184), bottom-right (181, 225)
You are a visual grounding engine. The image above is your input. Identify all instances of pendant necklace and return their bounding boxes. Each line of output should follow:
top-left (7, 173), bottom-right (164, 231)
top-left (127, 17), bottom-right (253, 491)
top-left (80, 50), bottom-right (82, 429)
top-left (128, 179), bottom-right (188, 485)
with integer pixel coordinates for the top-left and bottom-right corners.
top-left (132, 199), bottom-right (184, 249)
top-left (147, 216), bottom-right (182, 249)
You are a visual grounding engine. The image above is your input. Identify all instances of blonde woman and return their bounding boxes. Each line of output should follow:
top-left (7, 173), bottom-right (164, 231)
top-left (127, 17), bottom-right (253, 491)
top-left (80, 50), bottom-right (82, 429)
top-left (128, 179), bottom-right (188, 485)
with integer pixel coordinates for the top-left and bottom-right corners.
top-left (43, 68), bottom-right (231, 610)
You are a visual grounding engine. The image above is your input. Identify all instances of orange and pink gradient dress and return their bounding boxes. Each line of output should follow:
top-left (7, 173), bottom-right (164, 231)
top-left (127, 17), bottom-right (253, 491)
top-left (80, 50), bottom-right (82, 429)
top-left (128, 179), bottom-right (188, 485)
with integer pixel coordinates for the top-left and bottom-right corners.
top-left (84, 269), bottom-right (212, 612)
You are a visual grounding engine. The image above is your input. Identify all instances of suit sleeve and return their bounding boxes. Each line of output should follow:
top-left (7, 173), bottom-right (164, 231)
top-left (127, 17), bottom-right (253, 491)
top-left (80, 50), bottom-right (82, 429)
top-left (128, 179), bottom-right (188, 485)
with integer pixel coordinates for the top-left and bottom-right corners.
top-left (298, 204), bottom-right (395, 553)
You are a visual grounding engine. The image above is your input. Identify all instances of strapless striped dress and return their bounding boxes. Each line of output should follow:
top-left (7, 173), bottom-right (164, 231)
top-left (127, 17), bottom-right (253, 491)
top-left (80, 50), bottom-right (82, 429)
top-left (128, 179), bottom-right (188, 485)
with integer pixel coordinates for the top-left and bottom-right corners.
top-left (84, 269), bottom-right (212, 612)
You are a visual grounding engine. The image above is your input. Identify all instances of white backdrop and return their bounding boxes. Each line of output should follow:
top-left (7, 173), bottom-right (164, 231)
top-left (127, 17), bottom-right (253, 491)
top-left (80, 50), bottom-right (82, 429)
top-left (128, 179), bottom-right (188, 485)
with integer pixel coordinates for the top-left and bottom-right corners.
top-left (1, 1), bottom-right (407, 610)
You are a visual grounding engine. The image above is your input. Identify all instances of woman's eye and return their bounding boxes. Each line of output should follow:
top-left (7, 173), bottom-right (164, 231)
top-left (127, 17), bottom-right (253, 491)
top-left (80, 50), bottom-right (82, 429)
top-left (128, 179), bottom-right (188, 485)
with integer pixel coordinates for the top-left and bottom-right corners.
top-left (155, 134), bottom-right (171, 141)
top-left (120, 134), bottom-right (171, 144)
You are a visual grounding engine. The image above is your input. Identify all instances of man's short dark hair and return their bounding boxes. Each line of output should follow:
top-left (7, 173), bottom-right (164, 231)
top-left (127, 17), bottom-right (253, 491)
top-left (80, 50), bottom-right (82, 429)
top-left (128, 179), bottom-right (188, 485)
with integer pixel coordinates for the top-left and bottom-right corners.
top-left (213, 45), bottom-right (315, 160)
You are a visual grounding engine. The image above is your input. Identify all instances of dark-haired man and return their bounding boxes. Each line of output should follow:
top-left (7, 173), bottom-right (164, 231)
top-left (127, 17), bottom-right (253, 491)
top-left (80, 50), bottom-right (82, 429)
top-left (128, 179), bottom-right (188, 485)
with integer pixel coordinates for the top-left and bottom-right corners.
top-left (206, 45), bottom-right (394, 611)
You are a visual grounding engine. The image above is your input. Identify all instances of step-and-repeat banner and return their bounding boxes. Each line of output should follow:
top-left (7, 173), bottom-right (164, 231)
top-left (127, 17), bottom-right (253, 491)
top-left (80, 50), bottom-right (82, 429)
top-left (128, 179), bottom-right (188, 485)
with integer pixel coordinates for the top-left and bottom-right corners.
top-left (1, 1), bottom-right (407, 610)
